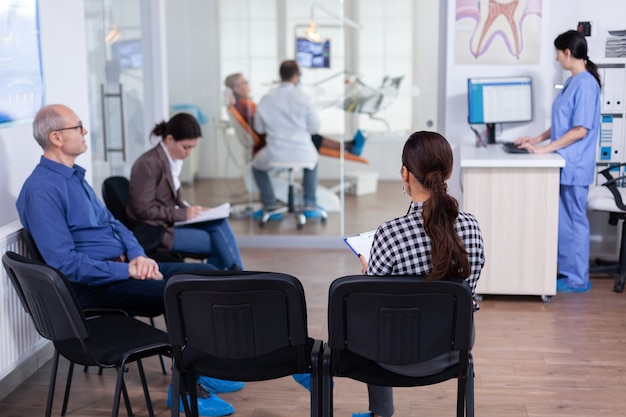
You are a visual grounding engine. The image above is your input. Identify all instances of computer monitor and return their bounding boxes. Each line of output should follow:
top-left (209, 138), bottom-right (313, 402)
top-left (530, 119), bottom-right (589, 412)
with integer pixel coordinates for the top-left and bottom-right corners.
top-left (295, 38), bottom-right (330, 69)
top-left (111, 39), bottom-right (142, 69)
top-left (467, 76), bottom-right (533, 144)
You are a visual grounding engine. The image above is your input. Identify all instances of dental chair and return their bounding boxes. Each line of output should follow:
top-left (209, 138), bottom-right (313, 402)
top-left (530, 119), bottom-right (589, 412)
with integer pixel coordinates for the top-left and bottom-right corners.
top-left (343, 75), bottom-right (404, 131)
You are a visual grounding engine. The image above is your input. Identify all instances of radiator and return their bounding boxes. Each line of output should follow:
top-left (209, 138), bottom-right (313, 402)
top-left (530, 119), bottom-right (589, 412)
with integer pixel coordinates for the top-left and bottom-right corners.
top-left (0, 229), bottom-right (43, 380)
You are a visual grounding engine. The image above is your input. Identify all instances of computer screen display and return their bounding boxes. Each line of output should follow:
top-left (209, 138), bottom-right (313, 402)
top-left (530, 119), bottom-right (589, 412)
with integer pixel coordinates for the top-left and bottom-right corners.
top-left (111, 39), bottom-right (142, 69)
top-left (467, 76), bottom-right (533, 125)
top-left (295, 38), bottom-right (330, 69)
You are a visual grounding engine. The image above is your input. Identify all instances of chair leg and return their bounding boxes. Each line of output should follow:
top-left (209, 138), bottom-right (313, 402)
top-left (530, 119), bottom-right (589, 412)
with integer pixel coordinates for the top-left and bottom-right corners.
top-left (46, 350), bottom-right (61, 417)
top-left (188, 372), bottom-right (199, 417)
top-left (172, 368), bottom-right (182, 417)
top-left (310, 340), bottom-right (323, 417)
top-left (112, 365), bottom-right (134, 417)
top-left (149, 317), bottom-right (168, 375)
top-left (321, 344), bottom-right (333, 417)
top-left (466, 358), bottom-right (475, 417)
top-left (61, 361), bottom-right (75, 416)
top-left (136, 359), bottom-right (156, 417)
top-left (614, 220), bottom-right (626, 293)
top-left (121, 380), bottom-right (133, 417)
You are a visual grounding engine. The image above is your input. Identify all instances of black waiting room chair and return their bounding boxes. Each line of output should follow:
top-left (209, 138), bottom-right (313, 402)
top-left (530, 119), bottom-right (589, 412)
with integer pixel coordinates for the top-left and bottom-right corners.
top-left (587, 164), bottom-right (626, 293)
top-left (163, 271), bottom-right (323, 417)
top-left (21, 227), bottom-right (169, 376)
top-left (101, 176), bottom-right (206, 263)
top-left (322, 275), bottom-right (475, 417)
top-left (2, 251), bottom-right (171, 417)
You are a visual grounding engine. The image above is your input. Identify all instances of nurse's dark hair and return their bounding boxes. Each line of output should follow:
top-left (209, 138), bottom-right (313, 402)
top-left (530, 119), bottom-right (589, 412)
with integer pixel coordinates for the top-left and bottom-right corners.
top-left (402, 131), bottom-right (470, 281)
top-left (554, 29), bottom-right (601, 87)
top-left (151, 112), bottom-right (202, 142)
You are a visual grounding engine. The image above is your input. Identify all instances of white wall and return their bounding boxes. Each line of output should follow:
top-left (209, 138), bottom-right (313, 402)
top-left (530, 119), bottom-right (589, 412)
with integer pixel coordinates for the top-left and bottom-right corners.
top-left (0, 0), bottom-right (91, 399)
top-left (0, 0), bottom-right (91, 233)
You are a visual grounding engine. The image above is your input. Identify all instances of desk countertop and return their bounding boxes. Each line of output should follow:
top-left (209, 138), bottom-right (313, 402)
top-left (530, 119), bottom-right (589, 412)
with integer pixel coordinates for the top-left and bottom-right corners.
top-left (460, 144), bottom-right (566, 168)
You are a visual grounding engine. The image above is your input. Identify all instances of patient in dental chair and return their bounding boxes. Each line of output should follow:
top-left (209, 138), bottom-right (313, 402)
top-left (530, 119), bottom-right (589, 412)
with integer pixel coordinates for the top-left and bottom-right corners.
top-left (224, 72), bottom-right (367, 157)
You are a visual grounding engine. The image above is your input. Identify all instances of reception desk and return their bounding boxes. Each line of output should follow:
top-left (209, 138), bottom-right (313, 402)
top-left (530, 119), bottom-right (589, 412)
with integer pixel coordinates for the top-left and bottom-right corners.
top-left (460, 145), bottom-right (566, 301)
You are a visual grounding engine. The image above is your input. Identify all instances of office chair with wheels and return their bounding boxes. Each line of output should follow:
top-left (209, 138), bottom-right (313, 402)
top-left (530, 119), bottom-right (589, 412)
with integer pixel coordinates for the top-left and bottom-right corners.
top-left (163, 271), bottom-right (323, 417)
top-left (323, 275), bottom-right (475, 417)
top-left (258, 161), bottom-right (328, 230)
top-left (2, 252), bottom-right (171, 417)
top-left (587, 164), bottom-right (626, 292)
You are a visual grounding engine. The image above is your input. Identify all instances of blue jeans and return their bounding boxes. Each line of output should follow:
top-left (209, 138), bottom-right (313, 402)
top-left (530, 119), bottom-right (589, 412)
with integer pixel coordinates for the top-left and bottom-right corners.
top-left (252, 165), bottom-right (317, 208)
top-left (173, 219), bottom-right (243, 270)
top-left (71, 261), bottom-right (217, 316)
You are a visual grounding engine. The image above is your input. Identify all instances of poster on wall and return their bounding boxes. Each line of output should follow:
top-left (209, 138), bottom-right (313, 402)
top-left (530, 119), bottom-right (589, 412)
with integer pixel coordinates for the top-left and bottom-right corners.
top-left (455, 0), bottom-right (543, 65)
top-left (0, 0), bottom-right (44, 125)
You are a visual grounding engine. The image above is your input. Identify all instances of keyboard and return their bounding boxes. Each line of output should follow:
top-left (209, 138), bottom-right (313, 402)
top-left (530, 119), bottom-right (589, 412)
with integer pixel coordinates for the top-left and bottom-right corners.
top-left (502, 142), bottom-right (529, 154)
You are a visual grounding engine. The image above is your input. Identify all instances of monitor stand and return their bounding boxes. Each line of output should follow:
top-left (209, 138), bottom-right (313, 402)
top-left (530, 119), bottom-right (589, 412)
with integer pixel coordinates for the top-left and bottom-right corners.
top-left (486, 123), bottom-right (496, 145)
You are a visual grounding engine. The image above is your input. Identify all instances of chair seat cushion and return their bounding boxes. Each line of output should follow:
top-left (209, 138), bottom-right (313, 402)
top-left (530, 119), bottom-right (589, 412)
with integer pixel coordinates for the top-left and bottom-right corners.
top-left (55, 315), bottom-right (169, 366)
top-left (588, 186), bottom-right (626, 213)
top-left (333, 350), bottom-right (463, 387)
top-left (179, 338), bottom-right (315, 382)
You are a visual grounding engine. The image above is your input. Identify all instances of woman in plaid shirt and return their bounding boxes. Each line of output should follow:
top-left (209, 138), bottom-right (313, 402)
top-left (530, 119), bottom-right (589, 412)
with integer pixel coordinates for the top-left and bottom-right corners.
top-left (356, 131), bottom-right (485, 417)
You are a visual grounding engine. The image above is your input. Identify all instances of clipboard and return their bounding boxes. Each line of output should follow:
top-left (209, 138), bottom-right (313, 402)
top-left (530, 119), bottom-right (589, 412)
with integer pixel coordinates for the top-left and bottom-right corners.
top-left (174, 202), bottom-right (231, 226)
top-left (343, 230), bottom-right (376, 262)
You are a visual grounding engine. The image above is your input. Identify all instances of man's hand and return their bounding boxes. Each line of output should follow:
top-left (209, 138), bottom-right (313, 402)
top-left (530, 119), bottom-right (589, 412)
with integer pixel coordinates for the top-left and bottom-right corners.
top-left (128, 256), bottom-right (163, 280)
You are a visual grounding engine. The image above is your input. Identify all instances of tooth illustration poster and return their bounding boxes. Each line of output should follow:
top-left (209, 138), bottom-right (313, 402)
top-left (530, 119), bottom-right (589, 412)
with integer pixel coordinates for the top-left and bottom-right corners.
top-left (455, 0), bottom-right (542, 65)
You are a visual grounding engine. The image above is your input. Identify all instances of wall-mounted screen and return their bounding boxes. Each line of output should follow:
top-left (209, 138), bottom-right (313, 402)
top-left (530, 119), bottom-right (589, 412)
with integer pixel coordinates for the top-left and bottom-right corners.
top-left (295, 38), bottom-right (330, 69)
top-left (111, 39), bottom-right (143, 69)
top-left (0, 0), bottom-right (44, 125)
top-left (467, 76), bottom-right (533, 125)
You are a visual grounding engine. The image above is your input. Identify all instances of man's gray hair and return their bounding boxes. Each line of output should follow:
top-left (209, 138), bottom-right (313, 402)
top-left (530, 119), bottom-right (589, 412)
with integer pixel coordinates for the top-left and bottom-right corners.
top-left (224, 73), bottom-right (243, 89)
top-left (32, 105), bottom-right (65, 150)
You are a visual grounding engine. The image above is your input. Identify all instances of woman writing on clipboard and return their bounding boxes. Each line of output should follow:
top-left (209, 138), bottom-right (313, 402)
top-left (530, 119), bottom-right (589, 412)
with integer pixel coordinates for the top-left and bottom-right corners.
top-left (515, 29), bottom-right (601, 293)
top-left (126, 112), bottom-right (244, 270)
top-left (355, 131), bottom-right (485, 417)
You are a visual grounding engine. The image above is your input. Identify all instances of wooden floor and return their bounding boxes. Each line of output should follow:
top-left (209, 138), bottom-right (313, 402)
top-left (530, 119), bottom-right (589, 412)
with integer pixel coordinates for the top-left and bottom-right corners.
top-left (3, 178), bottom-right (626, 417)
top-left (2, 250), bottom-right (626, 417)
top-left (180, 178), bottom-right (405, 237)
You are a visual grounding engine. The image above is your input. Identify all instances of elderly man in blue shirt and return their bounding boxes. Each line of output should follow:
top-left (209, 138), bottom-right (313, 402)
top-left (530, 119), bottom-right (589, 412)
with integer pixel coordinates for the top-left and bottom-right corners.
top-left (16, 104), bottom-right (242, 416)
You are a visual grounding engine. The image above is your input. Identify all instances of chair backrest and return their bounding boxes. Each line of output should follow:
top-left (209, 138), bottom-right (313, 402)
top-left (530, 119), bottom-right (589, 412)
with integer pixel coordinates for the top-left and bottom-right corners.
top-left (21, 228), bottom-right (45, 263)
top-left (164, 271), bottom-right (312, 379)
top-left (227, 104), bottom-right (261, 160)
top-left (328, 275), bottom-right (473, 366)
top-left (2, 252), bottom-right (95, 363)
top-left (101, 176), bottom-right (130, 225)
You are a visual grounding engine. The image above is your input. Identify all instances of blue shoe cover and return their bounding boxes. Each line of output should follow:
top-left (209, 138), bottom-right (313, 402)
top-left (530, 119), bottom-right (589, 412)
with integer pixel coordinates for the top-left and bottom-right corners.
top-left (556, 279), bottom-right (591, 293)
top-left (352, 412), bottom-right (373, 417)
top-left (303, 209), bottom-right (323, 219)
top-left (197, 376), bottom-right (245, 393)
top-left (292, 373), bottom-right (311, 391)
top-left (167, 384), bottom-right (235, 416)
top-left (350, 129), bottom-right (366, 156)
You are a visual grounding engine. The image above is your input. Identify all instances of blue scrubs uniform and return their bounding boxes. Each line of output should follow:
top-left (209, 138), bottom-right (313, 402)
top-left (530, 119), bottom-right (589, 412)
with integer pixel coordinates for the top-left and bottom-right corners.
top-left (552, 71), bottom-right (600, 288)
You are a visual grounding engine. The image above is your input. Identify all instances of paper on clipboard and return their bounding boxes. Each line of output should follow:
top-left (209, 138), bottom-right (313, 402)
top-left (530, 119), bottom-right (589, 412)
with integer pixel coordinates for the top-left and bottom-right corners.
top-left (343, 230), bottom-right (376, 262)
top-left (174, 202), bottom-right (231, 226)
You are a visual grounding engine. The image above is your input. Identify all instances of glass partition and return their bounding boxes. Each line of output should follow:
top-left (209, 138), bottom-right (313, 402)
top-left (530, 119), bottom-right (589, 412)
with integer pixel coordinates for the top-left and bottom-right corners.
top-left (165, 0), bottom-right (428, 239)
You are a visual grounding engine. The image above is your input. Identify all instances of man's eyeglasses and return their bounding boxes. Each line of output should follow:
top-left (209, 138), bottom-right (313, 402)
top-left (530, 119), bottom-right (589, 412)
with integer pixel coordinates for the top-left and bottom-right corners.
top-left (56, 122), bottom-right (83, 133)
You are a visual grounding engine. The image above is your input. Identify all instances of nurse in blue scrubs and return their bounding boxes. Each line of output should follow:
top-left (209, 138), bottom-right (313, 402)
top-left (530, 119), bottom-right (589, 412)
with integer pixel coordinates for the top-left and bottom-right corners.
top-left (515, 29), bottom-right (601, 293)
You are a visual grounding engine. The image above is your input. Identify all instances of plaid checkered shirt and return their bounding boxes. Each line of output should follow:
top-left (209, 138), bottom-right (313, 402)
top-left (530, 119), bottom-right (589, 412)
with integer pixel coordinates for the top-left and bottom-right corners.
top-left (366, 201), bottom-right (485, 295)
